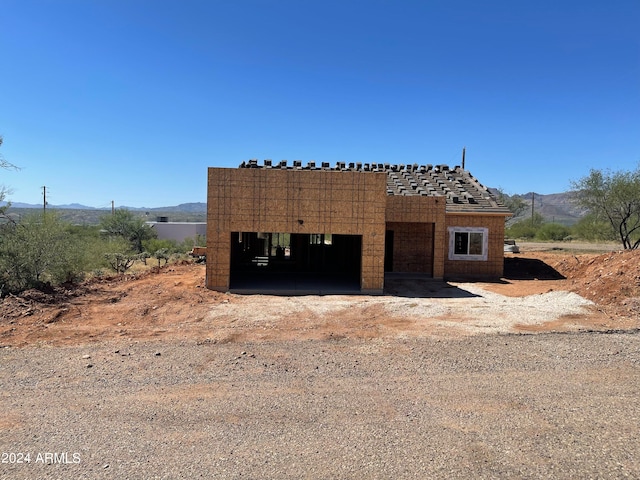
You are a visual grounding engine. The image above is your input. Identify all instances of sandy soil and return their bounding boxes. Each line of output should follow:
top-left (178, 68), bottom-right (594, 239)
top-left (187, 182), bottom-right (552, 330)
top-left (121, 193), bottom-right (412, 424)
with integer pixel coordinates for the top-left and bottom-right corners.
top-left (1, 243), bottom-right (639, 479)
top-left (1, 244), bottom-right (638, 348)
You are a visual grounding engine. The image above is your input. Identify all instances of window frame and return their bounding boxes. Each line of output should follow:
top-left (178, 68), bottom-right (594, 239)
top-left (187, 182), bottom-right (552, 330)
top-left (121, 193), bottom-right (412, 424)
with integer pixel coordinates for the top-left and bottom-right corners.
top-left (447, 227), bottom-right (489, 261)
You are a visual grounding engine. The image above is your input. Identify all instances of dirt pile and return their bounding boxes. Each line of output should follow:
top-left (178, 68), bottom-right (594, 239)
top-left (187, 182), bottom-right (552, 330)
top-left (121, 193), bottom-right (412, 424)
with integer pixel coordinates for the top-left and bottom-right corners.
top-left (536, 249), bottom-right (640, 317)
top-left (554, 250), bottom-right (640, 299)
top-left (0, 263), bottom-right (228, 346)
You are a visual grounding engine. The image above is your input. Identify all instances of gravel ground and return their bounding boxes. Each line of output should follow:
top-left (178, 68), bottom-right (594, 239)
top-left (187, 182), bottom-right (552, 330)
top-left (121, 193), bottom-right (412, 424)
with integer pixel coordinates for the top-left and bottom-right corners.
top-left (1, 332), bottom-right (639, 479)
top-left (206, 284), bottom-right (597, 340)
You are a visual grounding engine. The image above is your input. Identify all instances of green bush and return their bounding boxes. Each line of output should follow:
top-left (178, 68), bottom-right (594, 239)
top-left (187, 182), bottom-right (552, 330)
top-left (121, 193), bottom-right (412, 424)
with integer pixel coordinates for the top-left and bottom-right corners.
top-left (0, 212), bottom-right (84, 293)
top-left (535, 223), bottom-right (571, 241)
top-left (0, 212), bottom-right (195, 294)
top-left (103, 251), bottom-right (139, 274)
top-left (100, 209), bottom-right (156, 252)
top-left (100, 237), bottom-right (138, 273)
top-left (571, 214), bottom-right (617, 242)
top-left (143, 238), bottom-right (179, 254)
top-left (153, 248), bottom-right (171, 267)
top-left (179, 234), bottom-right (206, 253)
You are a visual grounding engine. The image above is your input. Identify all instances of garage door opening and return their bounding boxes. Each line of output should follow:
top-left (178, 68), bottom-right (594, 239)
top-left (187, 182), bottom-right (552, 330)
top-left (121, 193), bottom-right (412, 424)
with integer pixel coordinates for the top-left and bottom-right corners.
top-left (229, 232), bottom-right (362, 293)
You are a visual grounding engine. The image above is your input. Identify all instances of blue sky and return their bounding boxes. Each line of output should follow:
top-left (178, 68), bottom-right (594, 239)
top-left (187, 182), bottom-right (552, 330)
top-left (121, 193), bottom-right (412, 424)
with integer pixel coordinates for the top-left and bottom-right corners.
top-left (1, 0), bottom-right (638, 208)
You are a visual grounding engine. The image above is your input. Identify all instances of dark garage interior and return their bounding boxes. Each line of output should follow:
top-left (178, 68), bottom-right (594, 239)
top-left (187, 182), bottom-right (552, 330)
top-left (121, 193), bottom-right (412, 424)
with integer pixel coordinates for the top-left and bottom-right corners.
top-left (229, 232), bottom-right (362, 293)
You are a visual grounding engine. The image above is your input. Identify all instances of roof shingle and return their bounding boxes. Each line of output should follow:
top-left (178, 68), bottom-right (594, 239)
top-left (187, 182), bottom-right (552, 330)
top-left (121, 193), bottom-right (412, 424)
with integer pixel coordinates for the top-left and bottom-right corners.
top-left (238, 159), bottom-right (511, 214)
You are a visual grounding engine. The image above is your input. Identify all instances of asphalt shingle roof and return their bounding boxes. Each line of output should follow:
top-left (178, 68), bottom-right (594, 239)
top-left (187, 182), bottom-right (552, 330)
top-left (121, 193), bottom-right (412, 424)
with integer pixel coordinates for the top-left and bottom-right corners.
top-left (239, 159), bottom-right (511, 214)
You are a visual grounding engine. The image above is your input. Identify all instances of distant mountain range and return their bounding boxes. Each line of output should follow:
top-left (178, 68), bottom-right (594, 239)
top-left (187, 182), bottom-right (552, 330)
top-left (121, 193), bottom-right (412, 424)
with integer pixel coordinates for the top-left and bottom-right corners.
top-left (2, 193), bottom-right (584, 225)
top-left (1, 201), bottom-right (207, 213)
top-left (502, 192), bottom-right (584, 225)
top-left (1, 201), bottom-right (207, 225)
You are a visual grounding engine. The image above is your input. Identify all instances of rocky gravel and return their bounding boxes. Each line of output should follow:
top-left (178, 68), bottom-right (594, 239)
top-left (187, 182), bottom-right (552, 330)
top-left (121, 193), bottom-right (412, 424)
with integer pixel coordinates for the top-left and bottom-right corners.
top-left (1, 332), bottom-right (639, 479)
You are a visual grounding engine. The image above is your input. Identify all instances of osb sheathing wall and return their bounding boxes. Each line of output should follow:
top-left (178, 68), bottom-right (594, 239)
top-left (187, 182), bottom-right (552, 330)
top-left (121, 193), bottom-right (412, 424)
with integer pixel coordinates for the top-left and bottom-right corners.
top-left (385, 196), bottom-right (446, 278)
top-left (207, 168), bottom-right (387, 292)
top-left (386, 222), bottom-right (434, 274)
top-left (444, 214), bottom-right (507, 278)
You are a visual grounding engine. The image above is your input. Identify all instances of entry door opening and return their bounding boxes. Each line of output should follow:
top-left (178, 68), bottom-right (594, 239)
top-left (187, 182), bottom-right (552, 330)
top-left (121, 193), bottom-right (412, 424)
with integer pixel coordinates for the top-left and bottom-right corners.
top-left (384, 230), bottom-right (394, 272)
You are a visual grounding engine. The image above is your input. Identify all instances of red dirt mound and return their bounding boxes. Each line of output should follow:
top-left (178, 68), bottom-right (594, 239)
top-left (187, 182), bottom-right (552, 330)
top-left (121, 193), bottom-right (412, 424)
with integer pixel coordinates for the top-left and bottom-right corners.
top-left (554, 250), bottom-right (640, 299)
top-left (513, 249), bottom-right (640, 318)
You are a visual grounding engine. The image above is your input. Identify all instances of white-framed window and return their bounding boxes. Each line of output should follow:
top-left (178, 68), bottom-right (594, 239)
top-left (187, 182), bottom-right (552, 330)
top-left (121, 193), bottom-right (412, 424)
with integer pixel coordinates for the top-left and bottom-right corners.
top-left (448, 227), bottom-right (488, 261)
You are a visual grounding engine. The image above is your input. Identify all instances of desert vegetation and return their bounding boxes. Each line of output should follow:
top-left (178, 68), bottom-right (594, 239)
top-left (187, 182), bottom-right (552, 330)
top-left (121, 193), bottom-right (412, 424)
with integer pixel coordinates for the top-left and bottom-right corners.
top-left (504, 213), bottom-right (616, 242)
top-left (0, 209), bottom-right (203, 296)
top-left (502, 165), bottom-right (640, 247)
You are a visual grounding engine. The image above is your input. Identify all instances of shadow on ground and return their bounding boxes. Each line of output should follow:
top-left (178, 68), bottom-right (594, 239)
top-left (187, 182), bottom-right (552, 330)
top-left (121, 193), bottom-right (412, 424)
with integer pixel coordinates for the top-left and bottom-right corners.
top-left (383, 277), bottom-right (481, 299)
top-left (503, 257), bottom-right (566, 280)
top-left (228, 262), bottom-right (563, 298)
top-left (229, 272), bottom-right (481, 299)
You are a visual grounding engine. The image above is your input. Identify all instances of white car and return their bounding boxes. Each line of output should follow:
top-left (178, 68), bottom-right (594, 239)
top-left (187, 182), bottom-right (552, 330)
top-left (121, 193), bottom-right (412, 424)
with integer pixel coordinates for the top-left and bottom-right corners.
top-left (504, 239), bottom-right (520, 253)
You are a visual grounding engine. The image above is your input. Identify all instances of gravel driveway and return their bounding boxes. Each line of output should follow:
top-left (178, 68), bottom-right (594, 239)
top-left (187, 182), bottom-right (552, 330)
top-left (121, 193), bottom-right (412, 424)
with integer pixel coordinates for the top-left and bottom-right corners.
top-left (205, 283), bottom-right (597, 341)
top-left (1, 332), bottom-right (639, 479)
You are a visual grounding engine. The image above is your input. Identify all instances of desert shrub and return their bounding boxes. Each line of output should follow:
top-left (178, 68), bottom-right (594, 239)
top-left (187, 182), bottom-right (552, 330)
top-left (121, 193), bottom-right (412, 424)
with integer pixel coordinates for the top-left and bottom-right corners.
top-left (505, 222), bottom-right (537, 240)
top-left (571, 214), bottom-right (617, 242)
top-left (100, 237), bottom-right (140, 273)
top-left (153, 248), bottom-right (171, 266)
top-left (505, 213), bottom-right (545, 240)
top-left (535, 223), bottom-right (571, 241)
top-left (103, 252), bottom-right (139, 274)
top-left (143, 238), bottom-right (179, 254)
top-left (100, 208), bottom-right (156, 252)
top-left (65, 225), bottom-right (116, 274)
top-left (0, 212), bottom-right (84, 293)
top-left (178, 234), bottom-right (206, 253)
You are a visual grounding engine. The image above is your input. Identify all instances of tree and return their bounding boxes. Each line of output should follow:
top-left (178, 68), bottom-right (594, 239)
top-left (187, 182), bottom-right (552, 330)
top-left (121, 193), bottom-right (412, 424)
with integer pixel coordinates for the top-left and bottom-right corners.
top-left (0, 185), bottom-right (11, 220)
top-left (99, 209), bottom-right (156, 252)
top-left (0, 135), bottom-right (12, 170)
top-left (0, 135), bottom-right (19, 221)
top-left (571, 167), bottom-right (640, 249)
top-left (496, 189), bottom-right (528, 225)
top-left (0, 212), bottom-right (82, 293)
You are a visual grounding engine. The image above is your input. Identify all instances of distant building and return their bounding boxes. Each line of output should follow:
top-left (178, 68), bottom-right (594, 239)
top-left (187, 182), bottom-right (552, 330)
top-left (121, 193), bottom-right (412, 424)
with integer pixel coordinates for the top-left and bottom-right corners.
top-left (146, 218), bottom-right (206, 244)
top-left (206, 160), bottom-right (511, 293)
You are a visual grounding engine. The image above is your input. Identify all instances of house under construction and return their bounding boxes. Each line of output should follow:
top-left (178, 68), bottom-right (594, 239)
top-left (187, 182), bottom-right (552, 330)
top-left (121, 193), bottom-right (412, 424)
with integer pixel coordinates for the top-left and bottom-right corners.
top-left (206, 160), bottom-right (511, 293)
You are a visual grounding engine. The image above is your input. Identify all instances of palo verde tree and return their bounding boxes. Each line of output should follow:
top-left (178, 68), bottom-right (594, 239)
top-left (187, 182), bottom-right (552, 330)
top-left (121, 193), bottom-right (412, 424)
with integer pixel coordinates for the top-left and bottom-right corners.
top-left (99, 208), bottom-right (156, 253)
top-left (571, 166), bottom-right (640, 249)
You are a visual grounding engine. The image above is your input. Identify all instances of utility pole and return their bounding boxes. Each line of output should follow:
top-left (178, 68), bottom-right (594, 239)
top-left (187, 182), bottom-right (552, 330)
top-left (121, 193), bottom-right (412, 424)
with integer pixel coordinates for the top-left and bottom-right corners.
top-left (42, 186), bottom-right (47, 213)
top-left (111, 200), bottom-right (115, 215)
top-left (531, 193), bottom-right (535, 226)
top-left (461, 147), bottom-right (466, 170)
